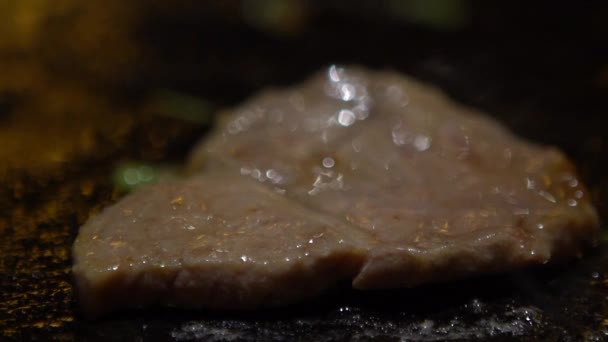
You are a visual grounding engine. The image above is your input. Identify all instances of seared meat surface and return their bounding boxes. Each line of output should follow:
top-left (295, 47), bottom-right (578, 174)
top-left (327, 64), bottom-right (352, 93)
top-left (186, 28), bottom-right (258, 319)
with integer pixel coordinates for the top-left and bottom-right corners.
top-left (73, 66), bottom-right (598, 317)
top-left (72, 173), bottom-right (368, 317)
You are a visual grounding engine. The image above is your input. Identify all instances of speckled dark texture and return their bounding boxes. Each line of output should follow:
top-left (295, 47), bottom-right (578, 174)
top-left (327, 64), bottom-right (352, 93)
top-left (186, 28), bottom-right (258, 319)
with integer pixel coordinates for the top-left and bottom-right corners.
top-left (1, 2), bottom-right (608, 341)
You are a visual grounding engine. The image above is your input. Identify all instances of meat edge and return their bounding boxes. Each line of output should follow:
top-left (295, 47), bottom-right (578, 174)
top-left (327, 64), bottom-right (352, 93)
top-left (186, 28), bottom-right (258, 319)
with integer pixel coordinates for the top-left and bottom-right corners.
top-left (72, 247), bottom-right (366, 318)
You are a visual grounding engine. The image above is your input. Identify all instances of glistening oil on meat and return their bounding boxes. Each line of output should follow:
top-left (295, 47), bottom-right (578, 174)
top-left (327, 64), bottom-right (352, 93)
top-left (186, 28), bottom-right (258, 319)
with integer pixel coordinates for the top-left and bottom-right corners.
top-left (72, 66), bottom-right (599, 317)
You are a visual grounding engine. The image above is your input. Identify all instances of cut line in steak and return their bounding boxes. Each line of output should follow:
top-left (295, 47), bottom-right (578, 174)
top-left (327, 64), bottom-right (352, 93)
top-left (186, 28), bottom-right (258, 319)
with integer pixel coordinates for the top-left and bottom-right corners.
top-left (73, 66), bottom-right (599, 317)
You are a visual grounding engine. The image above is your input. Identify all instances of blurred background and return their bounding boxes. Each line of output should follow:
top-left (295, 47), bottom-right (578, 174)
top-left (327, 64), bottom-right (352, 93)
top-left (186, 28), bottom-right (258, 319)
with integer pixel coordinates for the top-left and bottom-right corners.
top-left (1, 1), bottom-right (606, 176)
top-left (1, 1), bottom-right (608, 340)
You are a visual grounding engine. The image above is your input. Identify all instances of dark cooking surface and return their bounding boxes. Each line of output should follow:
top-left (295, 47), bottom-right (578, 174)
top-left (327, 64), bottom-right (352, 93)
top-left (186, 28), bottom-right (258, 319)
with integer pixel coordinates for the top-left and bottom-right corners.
top-left (1, 2), bottom-right (608, 341)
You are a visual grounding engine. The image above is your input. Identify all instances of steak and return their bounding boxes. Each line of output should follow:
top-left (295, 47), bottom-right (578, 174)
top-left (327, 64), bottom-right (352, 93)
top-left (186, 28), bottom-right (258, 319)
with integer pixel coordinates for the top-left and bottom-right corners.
top-left (73, 66), bottom-right (599, 317)
top-left (72, 173), bottom-right (369, 317)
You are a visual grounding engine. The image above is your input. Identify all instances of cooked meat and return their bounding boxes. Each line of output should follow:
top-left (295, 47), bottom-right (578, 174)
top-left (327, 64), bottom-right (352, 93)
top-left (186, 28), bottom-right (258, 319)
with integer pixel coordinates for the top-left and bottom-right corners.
top-left (72, 173), bottom-right (369, 317)
top-left (73, 66), bottom-right (599, 317)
